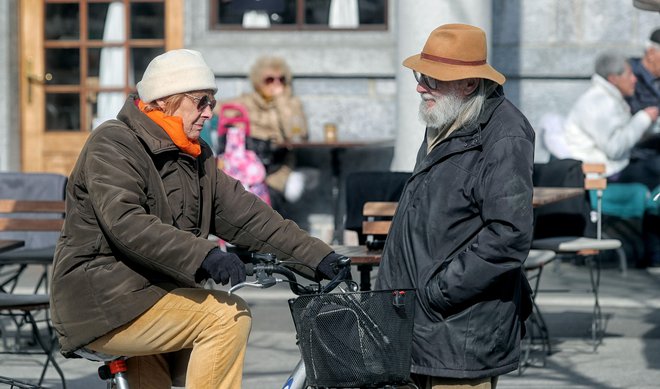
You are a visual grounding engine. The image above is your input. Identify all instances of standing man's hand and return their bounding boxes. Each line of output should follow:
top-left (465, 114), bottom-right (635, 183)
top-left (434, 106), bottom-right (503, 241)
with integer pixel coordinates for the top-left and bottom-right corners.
top-left (197, 248), bottom-right (246, 286)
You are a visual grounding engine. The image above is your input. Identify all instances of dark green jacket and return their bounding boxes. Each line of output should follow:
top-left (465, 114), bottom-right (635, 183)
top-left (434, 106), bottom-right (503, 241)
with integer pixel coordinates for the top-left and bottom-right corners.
top-left (50, 96), bottom-right (332, 354)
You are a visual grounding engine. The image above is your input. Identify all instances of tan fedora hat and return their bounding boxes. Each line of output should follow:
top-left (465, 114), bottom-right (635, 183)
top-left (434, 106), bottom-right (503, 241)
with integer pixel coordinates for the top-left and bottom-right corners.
top-left (403, 23), bottom-right (505, 85)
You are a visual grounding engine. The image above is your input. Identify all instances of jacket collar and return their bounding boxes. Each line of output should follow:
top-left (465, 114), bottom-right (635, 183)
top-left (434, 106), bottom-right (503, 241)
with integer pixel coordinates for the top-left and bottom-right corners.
top-left (631, 57), bottom-right (660, 89)
top-left (591, 74), bottom-right (633, 113)
top-left (117, 95), bottom-right (181, 155)
top-left (413, 86), bottom-right (505, 175)
top-left (591, 74), bottom-right (626, 100)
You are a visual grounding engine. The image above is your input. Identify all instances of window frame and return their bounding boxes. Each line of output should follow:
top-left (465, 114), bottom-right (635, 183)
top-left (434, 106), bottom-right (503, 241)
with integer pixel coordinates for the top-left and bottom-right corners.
top-left (208, 0), bottom-right (388, 31)
top-left (41, 0), bottom-right (177, 132)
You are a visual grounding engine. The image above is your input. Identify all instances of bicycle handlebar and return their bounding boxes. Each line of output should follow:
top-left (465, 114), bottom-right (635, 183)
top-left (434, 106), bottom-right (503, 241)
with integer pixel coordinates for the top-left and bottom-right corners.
top-left (228, 254), bottom-right (354, 296)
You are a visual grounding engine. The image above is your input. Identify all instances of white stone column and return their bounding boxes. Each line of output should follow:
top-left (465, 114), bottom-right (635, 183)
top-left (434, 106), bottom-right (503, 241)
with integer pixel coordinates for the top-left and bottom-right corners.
top-left (391, 0), bottom-right (493, 171)
top-left (0, 0), bottom-right (19, 171)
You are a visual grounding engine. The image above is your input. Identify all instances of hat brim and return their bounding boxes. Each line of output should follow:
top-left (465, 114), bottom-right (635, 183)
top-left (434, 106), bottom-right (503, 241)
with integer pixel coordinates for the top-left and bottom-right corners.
top-left (403, 54), bottom-right (506, 85)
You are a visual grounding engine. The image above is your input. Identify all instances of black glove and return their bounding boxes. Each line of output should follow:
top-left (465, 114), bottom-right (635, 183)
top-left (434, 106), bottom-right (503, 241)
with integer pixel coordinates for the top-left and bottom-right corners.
top-left (316, 252), bottom-right (349, 280)
top-left (197, 248), bottom-right (246, 286)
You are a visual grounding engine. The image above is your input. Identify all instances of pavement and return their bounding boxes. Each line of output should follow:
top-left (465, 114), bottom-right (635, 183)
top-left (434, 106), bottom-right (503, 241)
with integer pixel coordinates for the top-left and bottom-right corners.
top-left (2, 258), bottom-right (660, 388)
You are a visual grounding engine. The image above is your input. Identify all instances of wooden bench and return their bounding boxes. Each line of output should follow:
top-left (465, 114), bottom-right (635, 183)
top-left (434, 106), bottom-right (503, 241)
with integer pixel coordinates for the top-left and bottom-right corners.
top-left (334, 201), bottom-right (397, 291)
top-left (0, 199), bottom-right (65, 293)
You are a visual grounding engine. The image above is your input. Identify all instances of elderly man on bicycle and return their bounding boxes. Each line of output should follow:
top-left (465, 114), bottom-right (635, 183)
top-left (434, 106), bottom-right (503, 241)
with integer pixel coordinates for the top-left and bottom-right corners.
top-left (50, 49), bottom-right (344, 388)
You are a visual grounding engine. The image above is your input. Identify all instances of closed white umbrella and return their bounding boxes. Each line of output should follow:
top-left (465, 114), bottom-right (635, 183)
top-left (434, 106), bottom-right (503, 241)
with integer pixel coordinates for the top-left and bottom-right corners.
top-left (94, 1), bottom-right (129, 129)
top-left (329, 0), bottom-right (359, 28)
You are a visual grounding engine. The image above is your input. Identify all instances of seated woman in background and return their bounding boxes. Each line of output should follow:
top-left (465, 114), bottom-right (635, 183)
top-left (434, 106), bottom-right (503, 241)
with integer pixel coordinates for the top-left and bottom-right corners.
top-left (219, 55), bottom-right (310, 216)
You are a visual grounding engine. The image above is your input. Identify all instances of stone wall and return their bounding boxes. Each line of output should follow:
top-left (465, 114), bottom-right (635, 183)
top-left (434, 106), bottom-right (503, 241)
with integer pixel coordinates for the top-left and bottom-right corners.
top-left (216, 77), bottom-right (397, 142)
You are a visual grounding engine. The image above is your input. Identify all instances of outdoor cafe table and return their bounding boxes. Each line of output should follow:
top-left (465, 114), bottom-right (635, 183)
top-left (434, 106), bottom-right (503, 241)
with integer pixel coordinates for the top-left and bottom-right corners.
top-left (532, 187), bottom-right (584, 207)
top-left (335, 186), bottom-right (585, 291)
top-left (278, 139), bottom-right (394, 244)
top-left (0, 240), bottom-right (24, 254)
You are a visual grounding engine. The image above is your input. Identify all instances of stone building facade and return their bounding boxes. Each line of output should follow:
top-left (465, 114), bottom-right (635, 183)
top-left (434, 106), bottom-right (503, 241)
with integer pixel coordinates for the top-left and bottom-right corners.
top-left (0, 0), bottom-right (657, 238)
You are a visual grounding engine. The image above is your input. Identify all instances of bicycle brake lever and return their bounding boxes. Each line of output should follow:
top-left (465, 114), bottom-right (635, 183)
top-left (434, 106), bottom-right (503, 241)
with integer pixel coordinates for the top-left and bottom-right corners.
top-left (228, 277), bottom-right (279, 295)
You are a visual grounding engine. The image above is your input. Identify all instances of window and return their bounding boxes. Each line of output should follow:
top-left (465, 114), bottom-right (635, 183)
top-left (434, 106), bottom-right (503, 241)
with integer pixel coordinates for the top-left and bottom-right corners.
top-left (43, 0), bottom-right (168, 132)
top-left (211, 0), bottom-right (387, 30)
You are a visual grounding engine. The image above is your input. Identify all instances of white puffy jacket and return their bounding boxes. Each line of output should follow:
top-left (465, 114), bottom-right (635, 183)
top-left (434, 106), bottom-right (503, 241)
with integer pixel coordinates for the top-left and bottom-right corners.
top-left (564, 74), bottom-right (653, 176)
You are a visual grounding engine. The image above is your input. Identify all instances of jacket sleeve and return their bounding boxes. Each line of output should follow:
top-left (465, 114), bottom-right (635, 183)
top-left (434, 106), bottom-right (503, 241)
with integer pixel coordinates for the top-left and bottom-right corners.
top-left (577, 94), bottom-right (651, 160)
top-left (274, 95), bottom-right (308, 140)
top-left (427, 135), bottom-right (534, 315)
top-left (83, 129), bottom-right (217, 287)
top-left (210, 167), bottom-right (332, 277)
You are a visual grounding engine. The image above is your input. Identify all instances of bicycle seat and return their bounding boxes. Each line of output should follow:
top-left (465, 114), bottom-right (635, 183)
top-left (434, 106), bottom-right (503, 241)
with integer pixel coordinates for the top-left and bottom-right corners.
top-left (73, 347), bottom-right (125, 362)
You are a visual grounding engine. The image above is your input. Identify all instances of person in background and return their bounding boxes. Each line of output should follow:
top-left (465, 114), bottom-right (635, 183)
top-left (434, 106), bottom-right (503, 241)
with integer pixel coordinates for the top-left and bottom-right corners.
top-left (50, 49), bottom-right (346, 389)
top-left (375, 24), bottom-right (534, 389)
top-left (626, 28), bottom-right (660, 175)
top-left (627, 28), bottom-right (660, 114)
top-left (221, 55), bottom-right (310, 216)
top-left (564, 52), bottom-right (659, 186)
top-left (564, 52), bottom-right (660, 268)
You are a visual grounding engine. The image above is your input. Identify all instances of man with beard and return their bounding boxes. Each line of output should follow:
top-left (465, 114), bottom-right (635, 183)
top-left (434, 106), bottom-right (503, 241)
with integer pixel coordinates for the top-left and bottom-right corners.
top-left (375, 24), bottom-right (534, 388)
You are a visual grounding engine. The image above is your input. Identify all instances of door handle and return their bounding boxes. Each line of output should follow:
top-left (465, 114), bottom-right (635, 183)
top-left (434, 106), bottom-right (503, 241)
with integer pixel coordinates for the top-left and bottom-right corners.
top-left (25, 59), bottom-right (52, 103)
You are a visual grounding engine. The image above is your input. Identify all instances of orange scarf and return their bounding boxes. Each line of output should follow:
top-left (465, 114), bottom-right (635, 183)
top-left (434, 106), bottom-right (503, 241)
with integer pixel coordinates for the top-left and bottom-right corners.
top-left (138, 100), bottom-right (201, 157)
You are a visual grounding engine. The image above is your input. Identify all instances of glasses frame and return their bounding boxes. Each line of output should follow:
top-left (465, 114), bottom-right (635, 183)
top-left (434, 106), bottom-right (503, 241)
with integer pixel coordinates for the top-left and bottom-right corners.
top-left (413, 70), bottom-right (440, 90)
top-left (184, 93), bottom-right (217, 112)
top-left (263, 76), bottom-right (287, 85)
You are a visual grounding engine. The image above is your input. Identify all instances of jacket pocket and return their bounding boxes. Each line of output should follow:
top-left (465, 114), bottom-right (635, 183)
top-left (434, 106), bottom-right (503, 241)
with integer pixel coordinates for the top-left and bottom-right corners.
top-left (418, 261), bottom-right (449, 322)
top-left (84, 256), bottom-right (149, 292)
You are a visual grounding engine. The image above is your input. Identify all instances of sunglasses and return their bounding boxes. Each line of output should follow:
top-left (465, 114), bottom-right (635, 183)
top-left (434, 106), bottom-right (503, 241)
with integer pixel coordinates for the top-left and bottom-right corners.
top-left (184, 93), bottom-right (217, 111)
top-left (263, 76), bottom-right (287, 85)
top-left (413, 70), bottom-right (440, 90)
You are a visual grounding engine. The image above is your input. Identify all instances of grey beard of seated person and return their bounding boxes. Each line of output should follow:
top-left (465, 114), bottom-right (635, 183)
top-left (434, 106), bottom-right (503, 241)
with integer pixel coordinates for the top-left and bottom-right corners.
top-left (419, 79), bottom-right (496, 151)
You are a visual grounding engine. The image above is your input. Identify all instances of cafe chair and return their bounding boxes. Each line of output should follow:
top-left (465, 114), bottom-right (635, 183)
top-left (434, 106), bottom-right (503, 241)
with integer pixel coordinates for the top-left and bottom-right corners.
top-left (362, 201), bottom-right (397, 250)
top-left (519, 249), bottom-right (557, 374)
top-left (0, 172), bottom-right (67, 294)
top-left (344, 171), bottom-right (410, 246)
top-left (0, 291), bottom-right (66, 388)
top-left (591, 183), bottom-right (660, 269)
top-left (531, 161), bottom-right (622, 351)
top-left (341, 171), bottom-right (409, 290)
top-left (0, 173), bottom-right (67, 385)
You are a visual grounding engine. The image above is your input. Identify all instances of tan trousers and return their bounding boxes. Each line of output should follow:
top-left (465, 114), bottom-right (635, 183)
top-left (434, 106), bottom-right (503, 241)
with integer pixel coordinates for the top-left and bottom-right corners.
top-left (411, 374), bottom-right (498, 389)
top-left (88, 288), bottom-right (252, 389)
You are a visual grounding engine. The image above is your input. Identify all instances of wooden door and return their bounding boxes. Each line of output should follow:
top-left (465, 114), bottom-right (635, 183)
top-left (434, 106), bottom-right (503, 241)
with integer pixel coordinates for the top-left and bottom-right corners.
top-left (19, 0), bottom-right (183, 175)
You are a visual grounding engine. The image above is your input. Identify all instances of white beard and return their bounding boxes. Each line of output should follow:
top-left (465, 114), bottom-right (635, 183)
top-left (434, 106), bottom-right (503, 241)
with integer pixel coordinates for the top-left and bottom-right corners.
top-left (418, 91), bottom-right (464, 130)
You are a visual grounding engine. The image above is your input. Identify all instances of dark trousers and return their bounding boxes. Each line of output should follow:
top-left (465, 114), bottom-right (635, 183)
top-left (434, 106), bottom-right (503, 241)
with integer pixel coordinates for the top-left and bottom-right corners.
top-left (615, 155), bottom-right (660, 190)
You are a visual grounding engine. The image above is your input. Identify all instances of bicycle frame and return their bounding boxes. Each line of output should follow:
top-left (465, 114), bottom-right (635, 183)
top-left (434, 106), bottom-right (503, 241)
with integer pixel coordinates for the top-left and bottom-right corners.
top-left (282, 359), bottom-right (307, 389)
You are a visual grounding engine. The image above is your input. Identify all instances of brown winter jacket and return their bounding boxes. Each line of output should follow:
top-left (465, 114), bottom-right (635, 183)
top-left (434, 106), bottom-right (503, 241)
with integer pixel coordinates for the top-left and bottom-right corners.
top-left (50, 95), bottom-right (332, 354)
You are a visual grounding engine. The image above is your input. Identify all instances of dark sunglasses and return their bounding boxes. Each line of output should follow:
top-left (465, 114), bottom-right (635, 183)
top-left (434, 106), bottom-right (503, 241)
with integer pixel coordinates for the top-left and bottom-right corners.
top-left (413, 70), bottom-right (440, 90)
top-left (184, 93), bottom-right (217, 111)
top-left (264, 76), bottom-right (287, 85)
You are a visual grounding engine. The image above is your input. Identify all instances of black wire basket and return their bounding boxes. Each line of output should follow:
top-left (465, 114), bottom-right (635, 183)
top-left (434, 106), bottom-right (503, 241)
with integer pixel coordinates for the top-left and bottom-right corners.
top-left (288, 289), bottom-right (416, 388)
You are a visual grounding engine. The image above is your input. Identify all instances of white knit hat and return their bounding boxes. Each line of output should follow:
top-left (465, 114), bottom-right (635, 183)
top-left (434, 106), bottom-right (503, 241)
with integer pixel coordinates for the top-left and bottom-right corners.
top-left (136, 49), bottom-right (217, 103)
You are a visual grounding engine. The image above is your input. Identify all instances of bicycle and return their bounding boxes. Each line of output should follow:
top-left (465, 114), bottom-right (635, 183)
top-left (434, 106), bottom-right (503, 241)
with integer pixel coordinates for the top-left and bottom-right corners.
top-left (75, 253), bottom-right (417, 389)
top-left (230, 253), bottom-right (418, 389)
